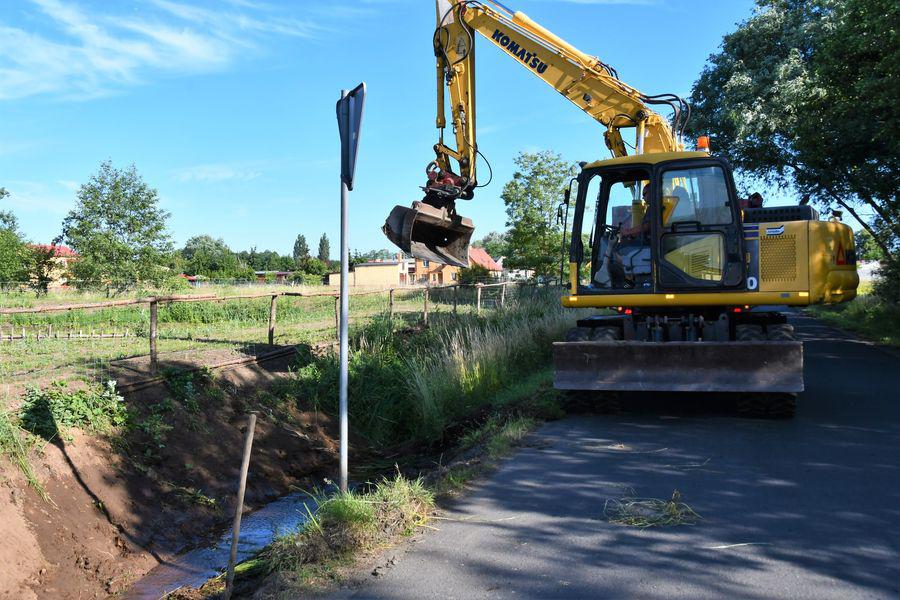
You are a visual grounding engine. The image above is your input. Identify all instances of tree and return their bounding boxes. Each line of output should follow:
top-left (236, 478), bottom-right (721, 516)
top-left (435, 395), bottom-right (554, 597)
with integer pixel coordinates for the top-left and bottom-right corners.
top-left (688, 0), bottom-right (899, 265)
top-left (501, 151), bottom-right (573, 279)
top-left (181, 235), bottom-right (241, 278)
top-left (855, 229), bottom-right (884, 262)
top-left (293, 234), bottom-right (310, 264)
top-left (318, 233), bottom-right (331, 262)
top-left (60, 161), bottom-right (172, 292)
top-left (0, 188), bottom-right (27, 285)
top-left (473, 231), bottom-right (509, 260)
top-left (26, 245), bottom-right (58, 296)
top-left (0, 187), bottom-right (20, 233)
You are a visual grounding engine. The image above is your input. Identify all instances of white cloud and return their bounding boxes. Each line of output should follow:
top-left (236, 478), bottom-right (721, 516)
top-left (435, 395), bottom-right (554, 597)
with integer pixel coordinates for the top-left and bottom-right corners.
top-left (0, 0), bottom-right (328, 101)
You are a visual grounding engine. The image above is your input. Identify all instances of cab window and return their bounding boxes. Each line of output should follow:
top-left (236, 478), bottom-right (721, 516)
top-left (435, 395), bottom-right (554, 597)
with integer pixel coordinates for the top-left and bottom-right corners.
top-left (661, 166), bottom-right (732, 227)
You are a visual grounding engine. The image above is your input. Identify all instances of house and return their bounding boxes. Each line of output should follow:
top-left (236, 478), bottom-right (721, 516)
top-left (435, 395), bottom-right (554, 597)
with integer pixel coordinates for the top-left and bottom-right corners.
top-left (327, 254), bottom-right (461, 287)
top-left (28, 244), bottom-right (78, 288)
top-left (255, 271), bottom-right (291, 285)
top-left (467, 247), bottom-right (503, 278)
top-left (328, 261), bottom-right (403, 287)
top-left (405, 257), bottom-right (460, 285)
top-left (496, 257), bottom-right (534, 281)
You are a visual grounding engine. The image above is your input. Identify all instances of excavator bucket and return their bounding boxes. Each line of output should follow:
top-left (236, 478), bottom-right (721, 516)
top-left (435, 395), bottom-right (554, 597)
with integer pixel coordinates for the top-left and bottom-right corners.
top-left (383, 202), bottom-right (474, 268)
top-left (553, 341), bottom-right (804, 393)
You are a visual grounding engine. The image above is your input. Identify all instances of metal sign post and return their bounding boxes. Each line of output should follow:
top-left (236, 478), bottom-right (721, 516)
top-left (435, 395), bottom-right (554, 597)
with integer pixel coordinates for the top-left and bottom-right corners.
top-left (336, 83), bottom-right (366, 493)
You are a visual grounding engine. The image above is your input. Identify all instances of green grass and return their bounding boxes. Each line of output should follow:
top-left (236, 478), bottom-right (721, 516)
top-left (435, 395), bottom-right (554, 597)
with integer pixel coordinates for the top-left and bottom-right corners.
top-left (285, 287), bottom-right (576, 448)
top-left (0, 405), bottom-right (49, 501)
top-left (260, 474), bottom-right (434, 576)
top-left (0, 287), bottom-right (457, 380)
top-left (807, 288), bottom-right (900, 346)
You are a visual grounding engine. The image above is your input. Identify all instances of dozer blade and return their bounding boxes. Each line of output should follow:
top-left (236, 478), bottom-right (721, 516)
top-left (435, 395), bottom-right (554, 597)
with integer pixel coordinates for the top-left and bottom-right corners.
top-left (554, 341), bottom-right (803, 393)
top-left (383, 201), bottom-right (474, 268)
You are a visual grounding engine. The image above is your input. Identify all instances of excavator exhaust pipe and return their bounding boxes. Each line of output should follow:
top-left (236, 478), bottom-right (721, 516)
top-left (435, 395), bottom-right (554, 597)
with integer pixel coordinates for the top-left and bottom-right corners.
top-left (383, 201), bottom-right (474, 268)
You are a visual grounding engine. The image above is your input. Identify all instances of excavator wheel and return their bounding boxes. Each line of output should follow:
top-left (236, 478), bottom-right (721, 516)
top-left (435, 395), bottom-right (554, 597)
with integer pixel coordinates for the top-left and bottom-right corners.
top-left (735, 324), bottom-right (765, 341)
top-left (565, 327), bottom-right (591, 342)
top-left (767, 324), bottom-right (797, 341)
top-left (737, 393), bottom-right (797, 419)
top-left (590, 326), bottom-right (622, 342)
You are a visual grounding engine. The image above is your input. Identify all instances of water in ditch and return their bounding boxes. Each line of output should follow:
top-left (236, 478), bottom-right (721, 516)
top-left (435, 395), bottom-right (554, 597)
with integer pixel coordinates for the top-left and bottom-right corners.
top-left (124, 491), bottom-right (318, 599)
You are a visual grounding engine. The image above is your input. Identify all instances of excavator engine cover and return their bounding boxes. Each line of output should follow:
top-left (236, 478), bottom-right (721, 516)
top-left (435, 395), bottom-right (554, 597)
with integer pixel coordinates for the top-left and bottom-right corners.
top-left (553, 341), bottom-right (804, 393)
top-left (383, 201), bottom-right (474, 268)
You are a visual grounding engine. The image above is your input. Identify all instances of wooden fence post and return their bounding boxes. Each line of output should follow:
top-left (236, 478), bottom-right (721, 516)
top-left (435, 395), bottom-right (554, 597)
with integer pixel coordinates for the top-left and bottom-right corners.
top-left (453, 285), bottom-right (458, 315)
top-left (500, 283), bottom-right (507, 308)
top-left (334, 296), bottom-right (340, 341)
top-left (389, 288), bottom-right (395, 319)
top-left (224, 413), bottom-right (256, 600)
top-left (423, 287), bottom-right (429, 327)
top-left (149, 299), bottom-right (158, 375)
top-left (476, 283), bottom-right (483, 315)
top-left (268, 294), bottom-right (278, 345)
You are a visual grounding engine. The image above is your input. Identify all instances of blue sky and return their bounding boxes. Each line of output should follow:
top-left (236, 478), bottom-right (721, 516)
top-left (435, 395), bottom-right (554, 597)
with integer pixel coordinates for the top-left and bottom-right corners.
top-left (0, 0), bottom-right (763, 258)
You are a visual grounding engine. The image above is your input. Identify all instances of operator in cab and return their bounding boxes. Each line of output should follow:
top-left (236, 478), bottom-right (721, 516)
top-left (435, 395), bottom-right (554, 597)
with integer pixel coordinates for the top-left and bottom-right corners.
top-left (621, 184), bottom-right (652, 238)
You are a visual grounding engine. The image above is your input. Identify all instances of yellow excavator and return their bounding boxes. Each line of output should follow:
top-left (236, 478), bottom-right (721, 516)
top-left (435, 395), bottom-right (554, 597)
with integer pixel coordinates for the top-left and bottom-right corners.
top-left (383, 0), bottom-right (859, 417)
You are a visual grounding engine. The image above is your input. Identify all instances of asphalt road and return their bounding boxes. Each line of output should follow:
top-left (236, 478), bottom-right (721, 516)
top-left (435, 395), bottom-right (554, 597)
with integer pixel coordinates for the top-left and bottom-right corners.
top-left (332, 314), bottom-right (900, 600)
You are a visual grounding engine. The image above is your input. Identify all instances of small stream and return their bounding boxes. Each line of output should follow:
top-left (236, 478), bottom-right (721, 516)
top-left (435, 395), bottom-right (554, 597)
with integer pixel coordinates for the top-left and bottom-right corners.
top-left (125, 491), bottom-right (318, 599)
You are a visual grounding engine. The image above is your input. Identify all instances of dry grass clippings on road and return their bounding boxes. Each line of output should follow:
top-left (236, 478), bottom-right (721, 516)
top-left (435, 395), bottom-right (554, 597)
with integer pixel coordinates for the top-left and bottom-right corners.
top-left (605, 489), bottom-right (701, 528)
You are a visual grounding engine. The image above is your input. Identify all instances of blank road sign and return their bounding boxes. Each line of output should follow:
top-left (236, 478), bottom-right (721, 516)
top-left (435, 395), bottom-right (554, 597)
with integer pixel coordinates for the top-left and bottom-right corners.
top-left (336, 82), bottom-right (366, 190)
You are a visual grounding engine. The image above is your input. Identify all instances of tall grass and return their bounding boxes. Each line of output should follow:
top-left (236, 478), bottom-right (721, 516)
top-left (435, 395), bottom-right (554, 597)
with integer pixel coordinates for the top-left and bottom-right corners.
top-left (289, 287), bottom-right (574, 446)
top-left (807, 288), bottom-right (900, 346)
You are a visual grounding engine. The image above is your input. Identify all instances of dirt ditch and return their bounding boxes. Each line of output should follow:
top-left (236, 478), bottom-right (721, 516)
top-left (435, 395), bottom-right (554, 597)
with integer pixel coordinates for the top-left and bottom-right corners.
top-left (1, 353), bottom-right (339, 599)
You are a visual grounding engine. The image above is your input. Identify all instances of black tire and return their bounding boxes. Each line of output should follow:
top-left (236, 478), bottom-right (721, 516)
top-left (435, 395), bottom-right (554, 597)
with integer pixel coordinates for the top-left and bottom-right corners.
top-left (565, 327), bottom-right (591, 342)
top-left (590, 326), bottom-right (621, 342)
top-left (737, 393), bottom-right (796, 419)
top-left (767, 324), bottom-right (796, 341)
top-left (735, 324), bottom-right (765, 341)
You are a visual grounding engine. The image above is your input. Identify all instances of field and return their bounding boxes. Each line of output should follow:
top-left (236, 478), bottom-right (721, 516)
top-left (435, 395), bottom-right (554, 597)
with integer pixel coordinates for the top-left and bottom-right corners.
top-left (0, 283), bottom-right (521, 390)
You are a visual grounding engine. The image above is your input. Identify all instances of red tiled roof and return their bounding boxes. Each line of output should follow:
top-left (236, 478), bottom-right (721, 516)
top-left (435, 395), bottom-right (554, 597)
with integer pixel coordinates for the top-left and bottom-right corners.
top-left (468, 246), bottom-right (502, 271)
top-left (29, 244), bottom-right (78, 258)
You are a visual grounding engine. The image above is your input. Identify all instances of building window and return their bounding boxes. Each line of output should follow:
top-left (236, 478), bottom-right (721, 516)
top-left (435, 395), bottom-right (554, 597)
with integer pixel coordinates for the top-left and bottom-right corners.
top-left (423, 260), bottom-right (430, 267)
top-left (452, 272), bottom-right (458, 281)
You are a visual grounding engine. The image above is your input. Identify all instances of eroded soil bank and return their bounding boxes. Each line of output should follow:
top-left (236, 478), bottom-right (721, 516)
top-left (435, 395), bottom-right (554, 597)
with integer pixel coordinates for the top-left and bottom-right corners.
top-left (1, 353), bottom-right (339, 600)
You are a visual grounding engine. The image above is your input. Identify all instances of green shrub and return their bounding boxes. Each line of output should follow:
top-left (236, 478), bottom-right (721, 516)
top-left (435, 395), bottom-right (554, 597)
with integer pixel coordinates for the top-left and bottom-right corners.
top-left (19, 380), bottom-right (127, 439)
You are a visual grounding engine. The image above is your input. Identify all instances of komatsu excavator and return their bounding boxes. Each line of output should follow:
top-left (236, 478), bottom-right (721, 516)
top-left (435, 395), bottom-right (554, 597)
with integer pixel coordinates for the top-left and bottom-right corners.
top-left (383, 0), bottom-right (859, 417)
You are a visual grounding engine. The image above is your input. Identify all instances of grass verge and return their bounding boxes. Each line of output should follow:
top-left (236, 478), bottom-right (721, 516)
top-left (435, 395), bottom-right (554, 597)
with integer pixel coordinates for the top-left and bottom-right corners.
top-left (806, 291), bottom-right (900, 346)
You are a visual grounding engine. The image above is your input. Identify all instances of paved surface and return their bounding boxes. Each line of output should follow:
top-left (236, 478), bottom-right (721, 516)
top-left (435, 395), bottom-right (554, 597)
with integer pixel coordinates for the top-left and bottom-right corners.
top-left (333, 315), bottom-right (900, 599)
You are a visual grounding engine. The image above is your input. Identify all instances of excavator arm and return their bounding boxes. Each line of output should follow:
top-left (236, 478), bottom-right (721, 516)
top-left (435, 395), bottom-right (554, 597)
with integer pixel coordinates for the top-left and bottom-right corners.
top-left (384, 0), bottom-right (687, 267)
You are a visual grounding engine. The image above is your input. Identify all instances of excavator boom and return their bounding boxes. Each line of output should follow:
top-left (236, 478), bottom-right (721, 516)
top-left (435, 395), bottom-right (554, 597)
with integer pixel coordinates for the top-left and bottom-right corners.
top-left (383, 0), bottom-right (686, 266)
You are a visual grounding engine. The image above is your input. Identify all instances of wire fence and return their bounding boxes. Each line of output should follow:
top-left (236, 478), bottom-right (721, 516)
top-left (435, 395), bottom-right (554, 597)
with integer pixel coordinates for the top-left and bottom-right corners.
top-left (0, 282), bottom-right (544, 397)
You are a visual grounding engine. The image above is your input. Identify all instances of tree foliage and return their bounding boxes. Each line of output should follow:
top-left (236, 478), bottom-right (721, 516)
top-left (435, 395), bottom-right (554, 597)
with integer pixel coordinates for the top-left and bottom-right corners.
top-left (473, 231), bottom-right (509, 260)
top-left (60, 162), bottom-right (172, 292)
top-left (688, 0), bottom-right (899, 266)
top-left (501, 151), bottom-right (573, 279)
top-left (0, 188), bottom-right (28, 284)
top-left (318, 233), bottom-right (331, 263)
top-left (181, 235), bottom-right (251, 279)
top-left (293, 234), bottom-right (310, 263)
